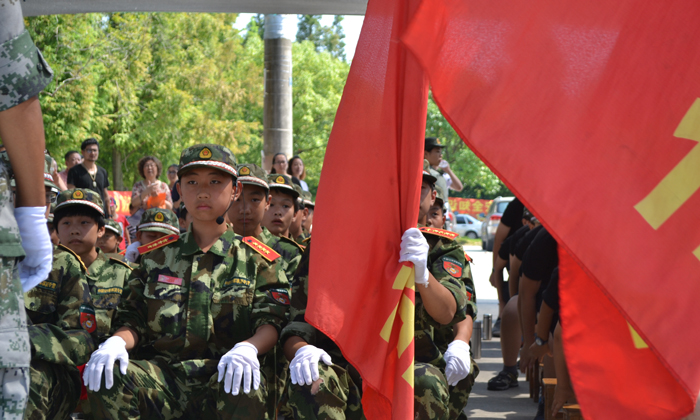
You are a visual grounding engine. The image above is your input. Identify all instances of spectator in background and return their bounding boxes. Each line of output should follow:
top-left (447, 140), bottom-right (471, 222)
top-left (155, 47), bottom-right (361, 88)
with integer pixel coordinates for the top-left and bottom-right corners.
top-left (129, 156), bottom-right (173, 217)
top-left (67, 138), bottom-right (112, 216)
top-left (424, 137), bottom-right (463, 193)
top-left (287, 155), bottom-right (309, 191)
top-left (58, 150), bottom-right (81, 187)
top-left (166, 164), bottom-right (181, 210)
top-left (270, 152), bottom-right (288, 175)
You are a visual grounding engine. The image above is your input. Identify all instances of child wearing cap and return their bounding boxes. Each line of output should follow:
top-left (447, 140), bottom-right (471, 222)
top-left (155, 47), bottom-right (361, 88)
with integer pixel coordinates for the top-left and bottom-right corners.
top-left (123, 208), bottom-right (180, 264)
top-left (289, 184), bottom-right (309, 244)
top-left (300, 191), bottom-right (314, 236)
top-left (97, 219), bottom-right (125, 255)
top-left (46, 203), bottom-right (59, 246)
top-left (262, 174), bottom-right (307, 252)
top-left (23, 188), bottom-right (103, 419)
top-left (84, 144), bottom-right (290, 419)
top-left (426, 180), bottom-right (447, 229)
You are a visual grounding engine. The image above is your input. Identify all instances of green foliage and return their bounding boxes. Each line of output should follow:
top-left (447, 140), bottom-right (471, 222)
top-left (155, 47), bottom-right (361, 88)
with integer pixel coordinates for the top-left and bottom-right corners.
top-left (425, 96), bottom-right (510, 199)
top-left (296, 15), bottom-right (346, 61)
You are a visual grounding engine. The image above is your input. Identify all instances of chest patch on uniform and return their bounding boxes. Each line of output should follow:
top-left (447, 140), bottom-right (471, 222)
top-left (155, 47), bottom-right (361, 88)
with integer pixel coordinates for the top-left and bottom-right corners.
top-left (37, 280), bottom-right (58, 291)
top-left (157, 274), bottom-right (183, 286)
top-left (419, 226), bottom-right (459, 240)
top-left (268, 289), bottom-right (290, 305)
top-left (223, 277), bottom-right (252, 289)
top-left (442, 257), bottom-right (463, 278)
top-left (79, 304), bottom-right (97, 333)
top-left (242, 236), bottom-right (281, 262)
top-left (96, 287), bottom-right (123, 295)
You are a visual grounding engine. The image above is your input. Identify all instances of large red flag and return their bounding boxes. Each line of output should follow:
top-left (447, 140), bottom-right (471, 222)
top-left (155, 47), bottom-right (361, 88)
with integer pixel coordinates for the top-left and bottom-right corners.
top-left (403, 0), bottom-right (700, 418)
top-left (305, 0), bottom-right (428, 417)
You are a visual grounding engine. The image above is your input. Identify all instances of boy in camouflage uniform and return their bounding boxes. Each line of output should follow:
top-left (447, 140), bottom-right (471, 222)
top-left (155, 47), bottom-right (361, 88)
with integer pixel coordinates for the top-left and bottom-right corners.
top-left (301, 191), bottom-right (314, 237)
top-left (123, 208), bottom-right (180, 263)
top-left (263, 174), bottom-right (307, 252)
top-left (0, 2), bottom-right (55, 417)
top-left (280, 161), bottom-right (471, 420)
top-left (97, 219), bottom-right (125, 255)
top-left (289, 185), bottom-right (309, 244)
top-left (23, 189), bottom-right (104, 419)
top-left (83, 144), bottom-right (290, 419)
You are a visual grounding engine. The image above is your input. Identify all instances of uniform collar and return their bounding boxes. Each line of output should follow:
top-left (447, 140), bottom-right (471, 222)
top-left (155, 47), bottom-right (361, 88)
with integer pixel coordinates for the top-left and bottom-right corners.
top-left (180, 224), bottom-right (236, 257)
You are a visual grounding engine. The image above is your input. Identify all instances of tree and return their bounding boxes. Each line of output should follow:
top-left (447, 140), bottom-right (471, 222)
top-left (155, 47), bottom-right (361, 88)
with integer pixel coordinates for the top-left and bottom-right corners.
top-left (296, 15), bottom-right (346, 61)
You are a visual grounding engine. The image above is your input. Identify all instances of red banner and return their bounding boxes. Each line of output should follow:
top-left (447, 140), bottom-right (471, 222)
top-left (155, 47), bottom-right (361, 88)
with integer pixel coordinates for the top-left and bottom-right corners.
top-left (107, 191), bottom-right (132, 250)
top-left (403, 0), bottom-right (699, 418)
top-left (448, 198), bottom-right (492, 218)
top-left (307, 0), bottom-right (427, 417)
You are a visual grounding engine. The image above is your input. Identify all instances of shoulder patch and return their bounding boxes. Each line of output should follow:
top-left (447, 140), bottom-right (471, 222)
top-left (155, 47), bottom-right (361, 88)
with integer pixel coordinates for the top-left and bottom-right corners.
top-left (419, 226), bottom-right (459, 241)
top-left (441, 256), bottom-right (464, 278)
top-left (280, 235), bottom-right (306, 252)
top-left (56, 244), bottom-right (88, 272)
top-left (109, 257), bottom-right (133, 271)
top-left (137, 234), bottom-right (179, 255)
top-left (79, 304), bottom-right (97, 333)
top-left (268, 289), bottom-right (290, 305)
top-left (242, 236), bottom-right (281, 262)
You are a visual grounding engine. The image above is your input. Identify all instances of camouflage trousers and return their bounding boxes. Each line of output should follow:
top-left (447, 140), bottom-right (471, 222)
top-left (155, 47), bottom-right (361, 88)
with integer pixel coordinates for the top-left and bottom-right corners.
top-left (414, 362), bottom-right (451, 420)
top-left (86, 358), bottom-right (268, 419)
top-left (261, 346), bottom-right (290, 418)
top-left (1, 257), bottom-right (30, 420)
top-left (24, 360), bottom-right (80, 420)
top-left (446, 360), bottom-right (480, 420)
top-left (285, 363), bottom-right (364, 420)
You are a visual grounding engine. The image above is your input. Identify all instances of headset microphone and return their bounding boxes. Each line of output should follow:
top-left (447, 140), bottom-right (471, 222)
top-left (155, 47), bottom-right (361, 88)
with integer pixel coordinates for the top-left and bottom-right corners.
top-left (216, 191), bottom-right (237, 225)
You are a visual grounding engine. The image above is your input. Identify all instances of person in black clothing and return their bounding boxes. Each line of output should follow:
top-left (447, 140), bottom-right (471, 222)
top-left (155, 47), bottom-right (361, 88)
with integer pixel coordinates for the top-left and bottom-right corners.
top-left (67, 138), bottom-right (111, 216)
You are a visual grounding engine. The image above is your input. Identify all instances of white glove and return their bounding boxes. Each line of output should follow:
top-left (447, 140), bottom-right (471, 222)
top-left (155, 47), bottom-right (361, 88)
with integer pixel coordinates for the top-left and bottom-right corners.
top-left (125, 241), bottom-right (141, 263)
top-left (83, 336), bottom-right (129, 392)
top-left (15, 207), bottom-right (52, 292)
top-left (399, 228), bottom-right (430, 286)
top-left (290, 345), bottom-right (333, 386)
top-left (217, 342), bottom-right (260, 395)
top-left (444, 340), bottom-right (471, 386)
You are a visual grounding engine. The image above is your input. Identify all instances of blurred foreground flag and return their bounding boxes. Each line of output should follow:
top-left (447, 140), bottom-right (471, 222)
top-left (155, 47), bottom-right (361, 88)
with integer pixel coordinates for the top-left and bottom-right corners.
top-left (306, 0), bottom-right (428, 418)
top-left (403, 0), bottom-right (700, 418)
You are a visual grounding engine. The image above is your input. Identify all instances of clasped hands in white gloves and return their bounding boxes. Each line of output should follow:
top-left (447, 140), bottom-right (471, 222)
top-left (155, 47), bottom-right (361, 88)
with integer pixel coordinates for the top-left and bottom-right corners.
top-left (15, 207), bottom-right (52, 292)
top-left (399, 228), bottom-right (430, 286)
top-left (290, 345), bottom-right (333, 386)
top-left (125, 241), bottom-right (141, 263)
top-left (444, 340), bottom-right (471, 386)
top-left (217, 342), bottom-right (260, 395)
top-left (83, 336), bottom-right (130, 392)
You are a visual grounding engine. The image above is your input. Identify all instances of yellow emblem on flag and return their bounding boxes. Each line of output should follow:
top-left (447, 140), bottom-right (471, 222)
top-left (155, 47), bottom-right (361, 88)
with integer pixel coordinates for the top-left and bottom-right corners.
top-left (275, 176), bottom-right (285, 184)
top-left (239, 166), bottom-right (250, 175)
top-left (154, 212), bottom-right (164, 222)
top-left (199, 147), bottom-right (212, 159)
top-left (72, 190), bottom-right (84, 199)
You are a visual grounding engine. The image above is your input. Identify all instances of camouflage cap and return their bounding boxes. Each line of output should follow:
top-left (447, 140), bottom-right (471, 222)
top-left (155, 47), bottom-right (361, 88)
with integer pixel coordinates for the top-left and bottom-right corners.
top-left (55, 189), bottom-right (105, 216)
top-left (434, 178), bottom-right (446, 208)
top-left (43, 155), bottom-right (58, 190)
top-left (177, 144), bottom-right (237, 178)
top-left (267, 174), bottom-right (300, 199)
top-left (236, 163), bottom-right (269, 190)
top-left (138, 208), bottom-right (179, 235)
top-left (301, 190), bottom-right (315, 208)
top-left (105, 219), bottom-right (123, 237)
top-left (425, 137), bottom-right (446, 149)
top-left (422, 159), bottom-right (437, 185)
top-left (293, 184), bottom-right (304, 206)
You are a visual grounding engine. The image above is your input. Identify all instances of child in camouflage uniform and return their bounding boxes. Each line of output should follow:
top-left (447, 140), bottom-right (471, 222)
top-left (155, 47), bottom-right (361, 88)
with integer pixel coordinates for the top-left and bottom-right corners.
top-left (83, 144), bottom-right (290, 419)
top-left (262, 174), bottom-right (307, 254)
top-left (124, 208), bottom-right (180, 263)
top-left (23, 189), bottom-right (102, 420)
top-left (97, 219), bottom-right (125, 255)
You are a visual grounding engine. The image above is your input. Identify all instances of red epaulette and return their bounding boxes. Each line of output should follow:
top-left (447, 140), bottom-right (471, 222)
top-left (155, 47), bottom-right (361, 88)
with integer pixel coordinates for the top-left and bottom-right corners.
top-left (302, 235), bottom-right (312, 243)
top-left (464, 252), bottom-right (473, 263)
top-left (242, 236), bottom-right (281, 262)
top-left (137, 234), bottom-right (179, 254)
top-left (418, 226), bottom-right (459, 241)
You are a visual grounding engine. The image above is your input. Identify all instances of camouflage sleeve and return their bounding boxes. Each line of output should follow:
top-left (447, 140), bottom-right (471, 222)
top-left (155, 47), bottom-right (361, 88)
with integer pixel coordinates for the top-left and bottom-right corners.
top-left (111, 267), bottom-right (149, 348)
top-left (280, 244), bottom-right (317, 346)
top-left (0, 3), bottom-right (54, 112)
top-left (424, 242), bottom-right (469, 328)
top-left (461, 261), bottom-right (478, 319)
top-left (25, 253), bottom-right (96, 366)
top-left (250, 252), bottom-right (290, 335)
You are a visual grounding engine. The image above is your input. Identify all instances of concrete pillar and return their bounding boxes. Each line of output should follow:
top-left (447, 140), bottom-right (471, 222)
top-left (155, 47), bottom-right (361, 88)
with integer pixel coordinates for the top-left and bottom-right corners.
top-left (263, 14), bottom-right (294, 172)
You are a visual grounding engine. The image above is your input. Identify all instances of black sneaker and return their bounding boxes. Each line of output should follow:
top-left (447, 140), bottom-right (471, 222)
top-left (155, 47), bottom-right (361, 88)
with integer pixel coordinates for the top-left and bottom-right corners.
top-left (487, 370), bottom-right (518, 391)
top-left (533, 396), bottom-right (545, 420)
top-left (492, 317), bottom-right (501, 337)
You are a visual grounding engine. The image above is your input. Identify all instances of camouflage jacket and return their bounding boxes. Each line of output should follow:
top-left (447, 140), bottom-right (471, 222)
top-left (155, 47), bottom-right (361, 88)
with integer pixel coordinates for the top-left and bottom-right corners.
top-left (280, 242), bottom-right (351, 367)
top-left (114, 225), bottom-right (290, 377)
top-left (0, 153), bottom-right (22, 257)
top-left (24, 245), bottom-right (96, 366)
top-left (258, 227), bottom-right (303, 281)
top-left (294, 232), bottom-right (310, 245)
top-left (86, 249), bottom-right (132, 342)
top-left (415, 228), bottom-right (472, 365)
top-left (0, 2), bottom-right (54, 112)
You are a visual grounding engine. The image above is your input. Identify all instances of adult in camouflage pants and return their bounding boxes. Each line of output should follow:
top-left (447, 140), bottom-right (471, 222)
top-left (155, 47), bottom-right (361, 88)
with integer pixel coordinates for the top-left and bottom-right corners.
top-left (0, 1), bottom-right (54, 418)
top-left (84, 144), bottom-right (291, 419)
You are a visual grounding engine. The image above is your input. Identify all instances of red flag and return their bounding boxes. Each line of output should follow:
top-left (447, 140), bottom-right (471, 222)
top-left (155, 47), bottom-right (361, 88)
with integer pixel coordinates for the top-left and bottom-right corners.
top-left (403, 0), bottom-right (700, 418)
top-left (306, 0), bottom-right (428, 418)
